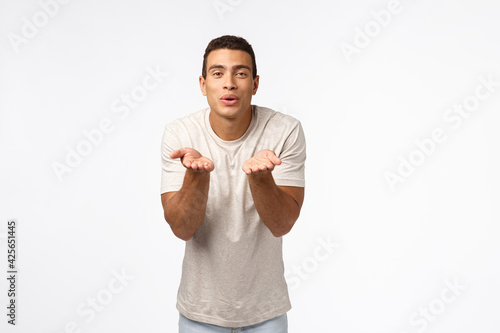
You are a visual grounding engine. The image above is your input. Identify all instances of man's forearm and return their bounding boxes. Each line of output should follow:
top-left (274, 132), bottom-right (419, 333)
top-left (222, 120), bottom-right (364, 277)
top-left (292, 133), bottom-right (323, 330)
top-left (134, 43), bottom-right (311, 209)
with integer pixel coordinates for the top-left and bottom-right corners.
top-left (247, 172), bottom-right (301, 237)
top-left (163, 169), bottom-right (210, 241)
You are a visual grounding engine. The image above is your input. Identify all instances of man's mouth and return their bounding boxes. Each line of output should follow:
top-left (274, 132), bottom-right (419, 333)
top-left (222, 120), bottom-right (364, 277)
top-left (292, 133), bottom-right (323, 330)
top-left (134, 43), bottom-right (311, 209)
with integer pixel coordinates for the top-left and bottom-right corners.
top-left (220, 95), bottom-right (239, 106)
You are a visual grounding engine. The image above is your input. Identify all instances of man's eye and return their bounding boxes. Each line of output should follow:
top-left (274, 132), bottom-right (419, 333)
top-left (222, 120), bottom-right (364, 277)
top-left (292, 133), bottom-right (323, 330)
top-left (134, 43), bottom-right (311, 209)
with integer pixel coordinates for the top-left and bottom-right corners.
top-left (213, 72), bottom-right (222, 76)
top-left (236, 72), bottom-right (247, 77)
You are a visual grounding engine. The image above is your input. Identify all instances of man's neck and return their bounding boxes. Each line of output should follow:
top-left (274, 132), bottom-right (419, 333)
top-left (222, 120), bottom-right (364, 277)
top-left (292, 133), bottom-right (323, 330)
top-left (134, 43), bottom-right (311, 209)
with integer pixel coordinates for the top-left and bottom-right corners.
top-left (209, 106), bottom-right (252, 141)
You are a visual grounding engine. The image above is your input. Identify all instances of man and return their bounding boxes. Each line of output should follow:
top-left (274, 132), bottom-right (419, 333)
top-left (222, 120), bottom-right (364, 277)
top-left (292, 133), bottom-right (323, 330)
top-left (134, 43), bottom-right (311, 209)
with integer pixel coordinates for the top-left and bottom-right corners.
top-left (160, 35), bottom-right (306, 333)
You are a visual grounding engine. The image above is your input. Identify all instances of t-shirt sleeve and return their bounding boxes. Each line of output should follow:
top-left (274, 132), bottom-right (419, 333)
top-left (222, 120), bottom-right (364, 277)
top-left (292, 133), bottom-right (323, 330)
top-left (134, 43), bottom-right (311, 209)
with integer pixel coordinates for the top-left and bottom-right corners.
top-left (272, 120), bottom-right (306, 187)
top-left (160, 123), bottom-right (186, 194)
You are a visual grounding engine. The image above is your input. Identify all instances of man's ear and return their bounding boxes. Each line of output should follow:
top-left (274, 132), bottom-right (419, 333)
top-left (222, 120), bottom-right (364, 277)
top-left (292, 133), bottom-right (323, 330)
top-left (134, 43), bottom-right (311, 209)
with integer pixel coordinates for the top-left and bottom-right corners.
top-left (252, 75), bottom-right (260, 95)
top-left (199, 76), bottom-right (207, 96)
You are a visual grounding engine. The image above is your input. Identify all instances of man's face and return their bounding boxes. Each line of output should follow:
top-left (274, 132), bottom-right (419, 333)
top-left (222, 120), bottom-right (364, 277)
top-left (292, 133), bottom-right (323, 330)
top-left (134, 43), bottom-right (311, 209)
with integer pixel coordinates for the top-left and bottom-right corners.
top-left (200, 49), bottom-right (259, 120)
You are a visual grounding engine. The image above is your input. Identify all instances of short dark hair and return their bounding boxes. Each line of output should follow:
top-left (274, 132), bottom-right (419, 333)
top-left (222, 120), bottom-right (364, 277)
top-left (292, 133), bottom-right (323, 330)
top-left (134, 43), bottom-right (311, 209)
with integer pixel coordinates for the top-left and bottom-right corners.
top-left (202, 35), bottom-right (257, 80)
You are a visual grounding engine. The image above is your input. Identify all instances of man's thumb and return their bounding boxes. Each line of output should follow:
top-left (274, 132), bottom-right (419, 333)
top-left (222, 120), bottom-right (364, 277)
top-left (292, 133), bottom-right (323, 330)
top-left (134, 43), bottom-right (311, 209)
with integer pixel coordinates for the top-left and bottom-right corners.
top-left (170, 148), bottom-right (187, 159)
top-left (267, 151), bottom-right (281, 165)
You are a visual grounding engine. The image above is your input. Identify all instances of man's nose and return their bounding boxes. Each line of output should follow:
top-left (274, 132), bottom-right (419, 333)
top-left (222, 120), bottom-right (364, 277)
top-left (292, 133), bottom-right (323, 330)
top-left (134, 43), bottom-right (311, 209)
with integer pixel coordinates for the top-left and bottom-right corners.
top-left (223, 75), bottom-right (236, 90)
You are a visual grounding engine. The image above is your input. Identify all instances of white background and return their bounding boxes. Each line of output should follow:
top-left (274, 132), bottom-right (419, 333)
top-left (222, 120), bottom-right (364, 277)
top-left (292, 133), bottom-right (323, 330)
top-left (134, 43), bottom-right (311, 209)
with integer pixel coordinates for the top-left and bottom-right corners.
top-left (1, 0), bottom-right (499, 332)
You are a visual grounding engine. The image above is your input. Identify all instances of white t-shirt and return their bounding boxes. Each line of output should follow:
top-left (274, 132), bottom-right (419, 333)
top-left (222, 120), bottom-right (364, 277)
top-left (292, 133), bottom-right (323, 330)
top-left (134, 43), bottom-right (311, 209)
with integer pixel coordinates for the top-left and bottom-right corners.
top-left (160, 105), bottom-right (306, 327)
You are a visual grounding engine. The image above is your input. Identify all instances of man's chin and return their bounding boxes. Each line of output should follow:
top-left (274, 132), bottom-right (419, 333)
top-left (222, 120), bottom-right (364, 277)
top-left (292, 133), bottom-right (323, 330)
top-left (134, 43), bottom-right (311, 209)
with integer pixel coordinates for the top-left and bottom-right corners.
top-left (210, 104), bottom-right (250, 120)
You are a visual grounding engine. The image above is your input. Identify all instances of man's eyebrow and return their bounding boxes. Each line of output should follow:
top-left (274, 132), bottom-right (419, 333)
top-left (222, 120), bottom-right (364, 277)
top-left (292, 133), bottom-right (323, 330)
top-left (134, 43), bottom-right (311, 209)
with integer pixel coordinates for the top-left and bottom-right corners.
top-left (208, 64), bottom-right (225, 71)
top-left (208, 64), bottom-right (251, 72)
top-left (232, 64), bottom-right (251, 71)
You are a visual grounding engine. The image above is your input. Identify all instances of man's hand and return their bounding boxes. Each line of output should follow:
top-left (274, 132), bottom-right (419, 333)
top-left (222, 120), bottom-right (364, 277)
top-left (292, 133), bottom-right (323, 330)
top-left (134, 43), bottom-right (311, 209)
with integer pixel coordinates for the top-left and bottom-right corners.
top-left (170, 147), bottom-right (214, 172)
top-left (242, 149), bottom-right (281, 175)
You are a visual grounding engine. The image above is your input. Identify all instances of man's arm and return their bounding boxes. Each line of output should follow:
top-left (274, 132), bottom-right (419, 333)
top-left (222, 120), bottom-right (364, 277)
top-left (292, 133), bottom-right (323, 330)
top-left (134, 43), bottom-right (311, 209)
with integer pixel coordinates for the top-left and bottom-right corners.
top-left (161, 148), bottom-right (213, 241)
top-left (243, 149), bottom-right (304, 237)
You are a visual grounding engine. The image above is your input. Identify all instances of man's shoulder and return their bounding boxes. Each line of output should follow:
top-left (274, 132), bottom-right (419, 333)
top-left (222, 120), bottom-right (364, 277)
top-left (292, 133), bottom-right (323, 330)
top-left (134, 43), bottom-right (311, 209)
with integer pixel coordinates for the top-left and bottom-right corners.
top-left (254, 105), bottom-right (302, 130)
top-left (164, 107), bottom-right (208, 132)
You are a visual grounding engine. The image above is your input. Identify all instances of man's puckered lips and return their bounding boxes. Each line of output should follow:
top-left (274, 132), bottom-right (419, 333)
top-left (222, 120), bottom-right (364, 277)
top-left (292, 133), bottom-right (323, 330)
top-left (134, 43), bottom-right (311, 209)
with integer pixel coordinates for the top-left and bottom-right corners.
top-left (220, 94), bottom-right (240, 106)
